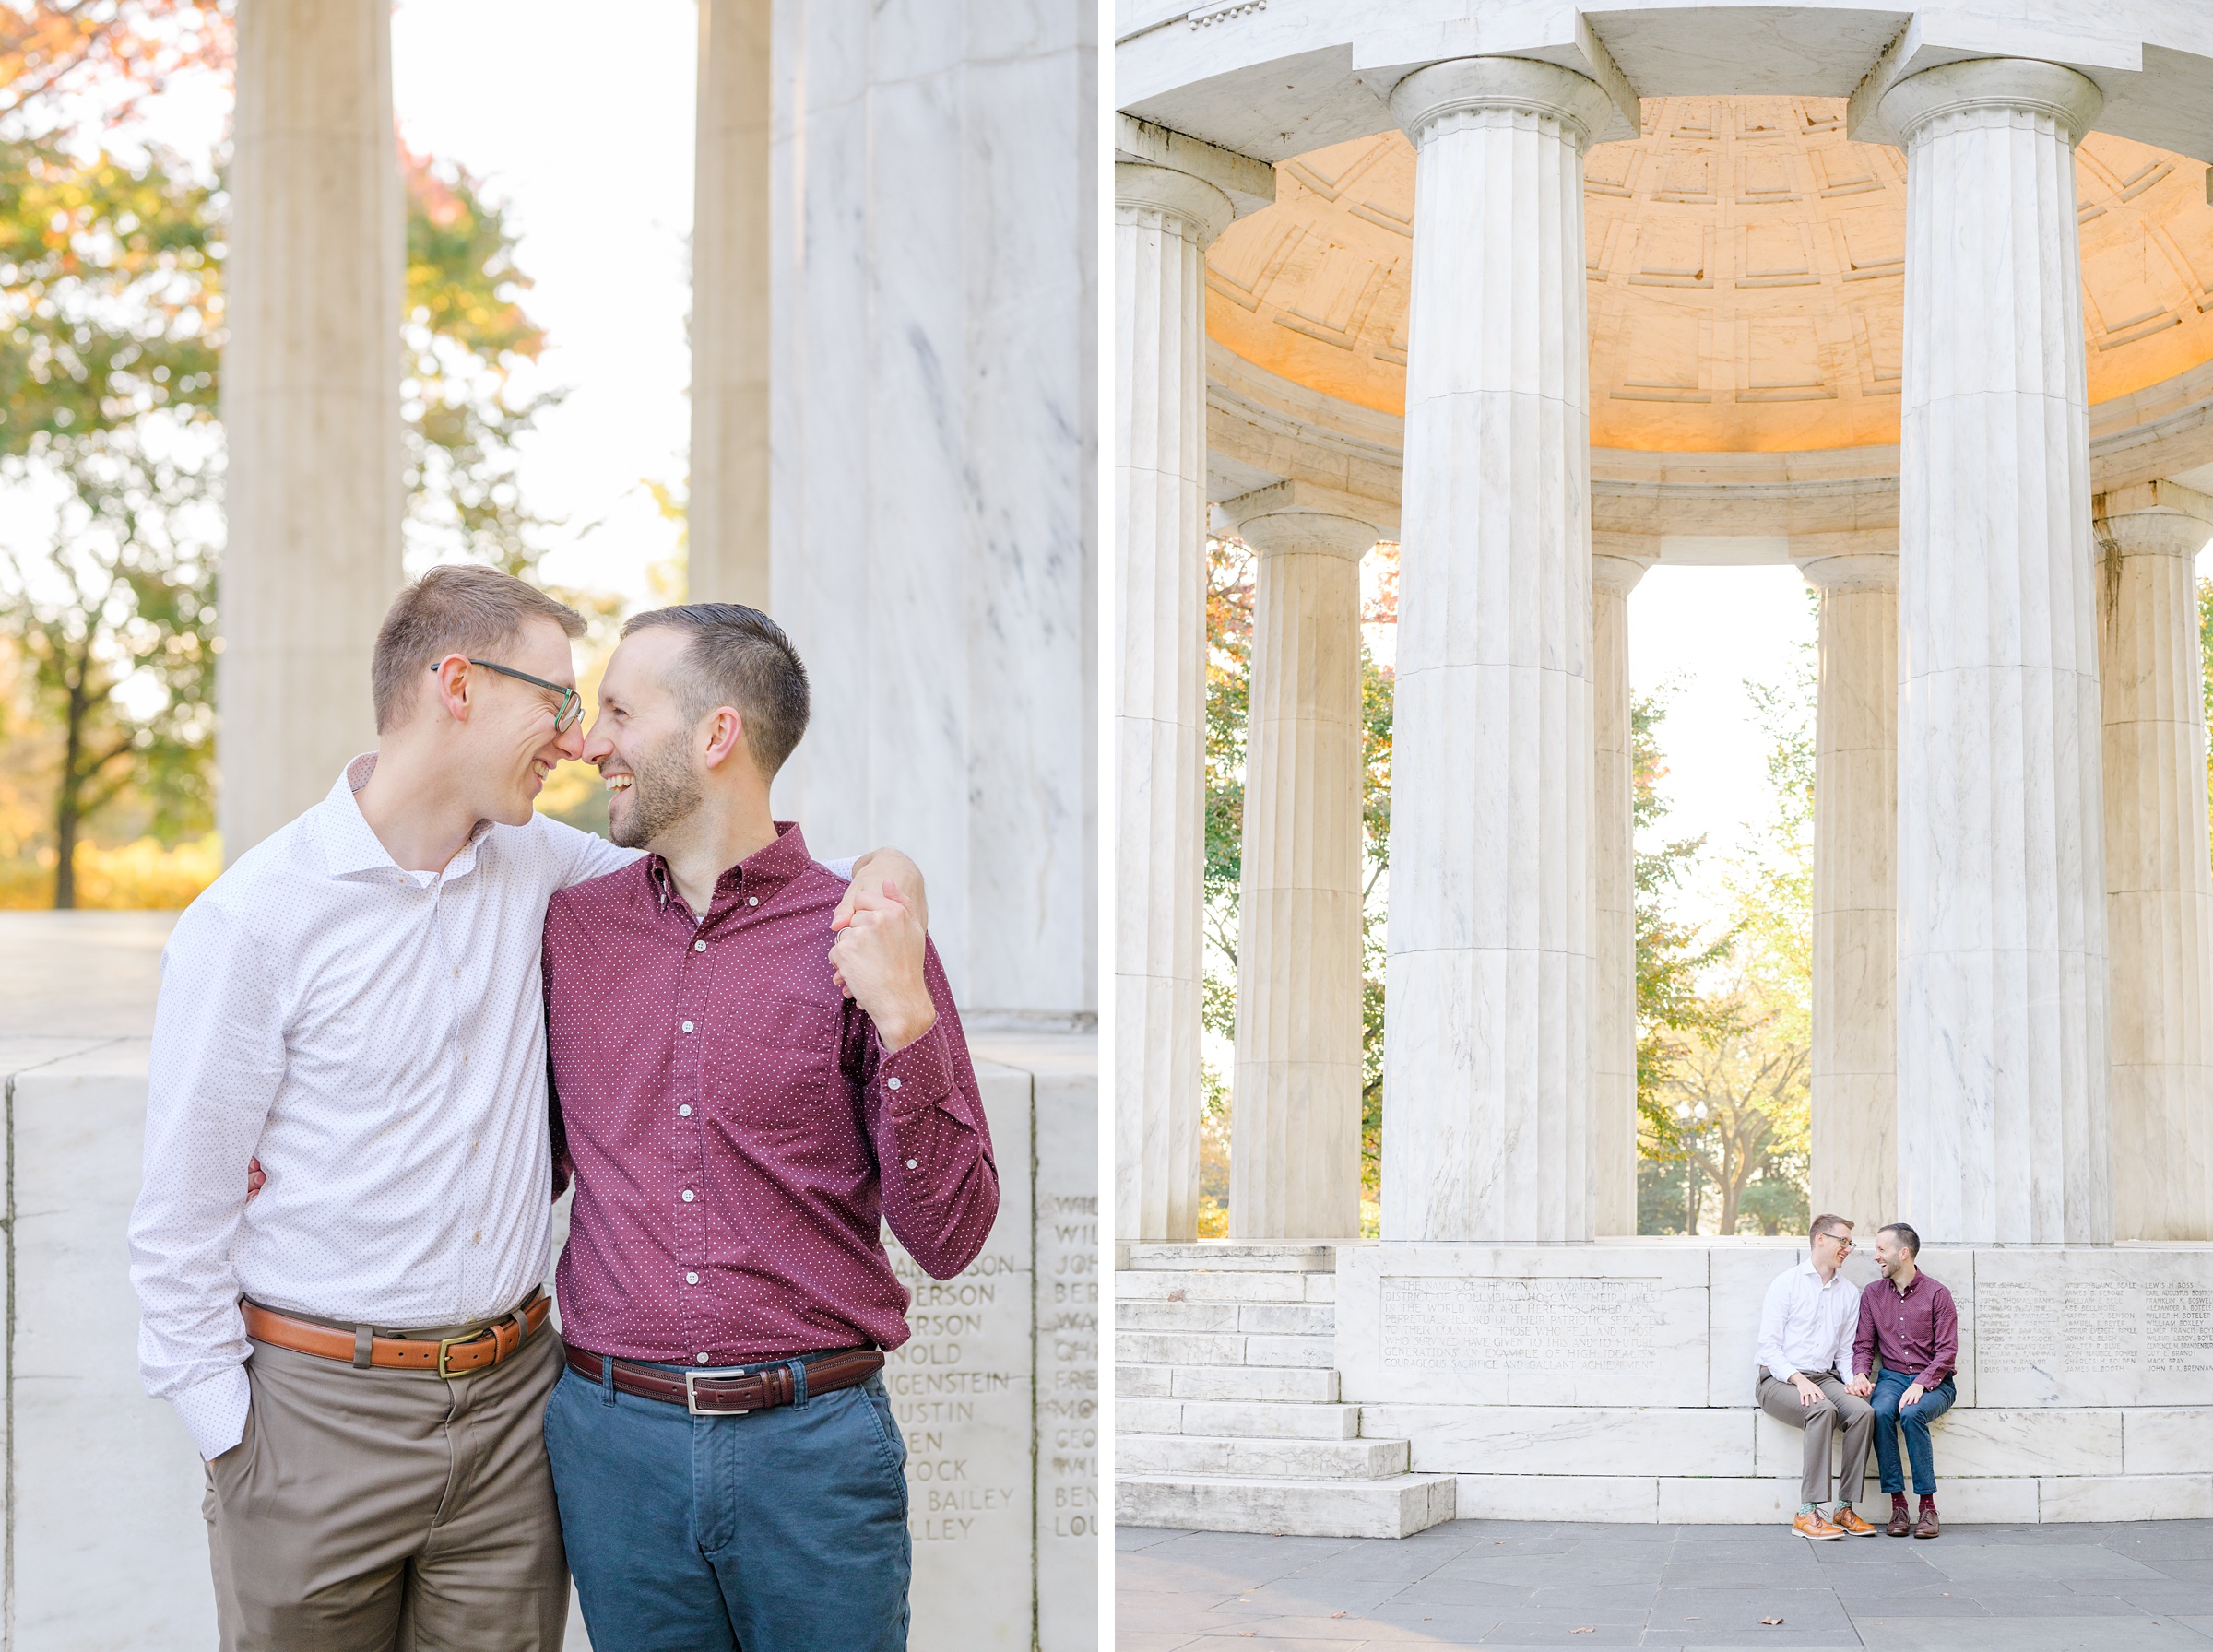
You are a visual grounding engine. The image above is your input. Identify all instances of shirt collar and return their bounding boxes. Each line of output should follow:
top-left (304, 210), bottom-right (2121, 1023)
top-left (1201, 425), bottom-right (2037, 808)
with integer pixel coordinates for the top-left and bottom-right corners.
top-left (645, 820), bottom-right (814, 917)
top-left (317, 752), bottom-right (495, 884)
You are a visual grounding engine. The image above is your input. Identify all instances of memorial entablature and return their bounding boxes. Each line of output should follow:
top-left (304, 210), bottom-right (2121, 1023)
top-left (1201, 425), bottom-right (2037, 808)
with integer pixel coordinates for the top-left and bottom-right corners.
top-left (1114, 1), bottom-right (2213, 1536)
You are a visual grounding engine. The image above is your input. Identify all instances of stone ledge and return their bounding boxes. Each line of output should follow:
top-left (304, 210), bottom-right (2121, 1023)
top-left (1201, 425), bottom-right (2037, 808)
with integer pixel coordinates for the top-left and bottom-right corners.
top-left (1117, 1472), bottom-right (1457, 1540)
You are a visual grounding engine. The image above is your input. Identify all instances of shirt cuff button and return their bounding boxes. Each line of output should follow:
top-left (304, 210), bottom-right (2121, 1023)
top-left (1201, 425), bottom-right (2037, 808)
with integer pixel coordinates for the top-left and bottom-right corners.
top-left (905, 1158), bottom-right (917, 1170)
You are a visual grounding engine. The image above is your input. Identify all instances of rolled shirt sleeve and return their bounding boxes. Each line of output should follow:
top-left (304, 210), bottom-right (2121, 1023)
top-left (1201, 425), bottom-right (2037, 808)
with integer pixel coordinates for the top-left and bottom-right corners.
top-left (1922, 1283), bottom-right (1959, 1387)
top-left (126, 900), bottom-right (287, 1460)
top-left (867, 943), bottom-right (998, 1280)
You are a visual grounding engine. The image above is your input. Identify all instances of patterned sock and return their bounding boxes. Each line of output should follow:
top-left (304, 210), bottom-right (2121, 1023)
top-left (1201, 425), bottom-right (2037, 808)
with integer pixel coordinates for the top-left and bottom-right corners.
top-left (1799, 1502), bottom-right (1817, 1516)
top-left (1918, 1493), bottom-right (1936, 1512)
top-left (1891, 1493), bottom-right (1910, 1516)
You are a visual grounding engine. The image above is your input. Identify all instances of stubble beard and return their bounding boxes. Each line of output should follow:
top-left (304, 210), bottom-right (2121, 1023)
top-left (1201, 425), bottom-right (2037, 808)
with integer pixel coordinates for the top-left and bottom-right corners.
top-left (610, 728), bottom-right (705, 849)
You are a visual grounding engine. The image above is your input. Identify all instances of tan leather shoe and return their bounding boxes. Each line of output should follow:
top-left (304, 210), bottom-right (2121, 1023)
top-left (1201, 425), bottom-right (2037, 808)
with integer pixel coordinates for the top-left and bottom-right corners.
top-left (1830, 1505), bottom-right (1878, 1536)
top-left (1914, 1502), bottom-right (1940, 1539)
top-left (1793, 1511), bottom-right (1845, 1540)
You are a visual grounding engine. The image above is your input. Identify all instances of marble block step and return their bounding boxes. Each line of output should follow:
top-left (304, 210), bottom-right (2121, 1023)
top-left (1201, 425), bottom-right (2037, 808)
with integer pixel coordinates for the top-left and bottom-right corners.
top-left (1116, 1471), bottom-right (1456, 1540)
top-left (1117, 1330), bottom-right (1335, 1369)
top-left (1120, 1398), bottom-right (1361, 1439)
top-left (1118, 1434), bottom-right (1410, 1480)
top-left (1114, 1268), bottom-right (1326, 1304)
top-left (1118, 1363), bottom-right (1341, 1403)
top-left (1121, 1242), bottom-right (1339, 1273)
top-left (1116, 1298), bottom-right (1332, 1336)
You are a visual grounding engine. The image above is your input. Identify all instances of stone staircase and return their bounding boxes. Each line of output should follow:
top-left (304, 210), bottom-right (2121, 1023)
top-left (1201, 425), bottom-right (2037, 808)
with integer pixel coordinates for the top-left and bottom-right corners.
top-left (1114, 1241), bottom-right (1456, 1539)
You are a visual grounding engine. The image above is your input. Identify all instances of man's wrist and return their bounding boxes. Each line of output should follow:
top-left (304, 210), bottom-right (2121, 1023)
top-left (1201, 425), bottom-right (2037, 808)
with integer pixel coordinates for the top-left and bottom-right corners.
top-left (873, 997), bottom-right (939, 1055)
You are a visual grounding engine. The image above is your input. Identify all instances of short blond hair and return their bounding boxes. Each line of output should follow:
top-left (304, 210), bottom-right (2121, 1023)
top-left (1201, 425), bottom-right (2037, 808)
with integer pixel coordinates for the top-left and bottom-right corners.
top-left (372, 565), bottom-right (585, 732)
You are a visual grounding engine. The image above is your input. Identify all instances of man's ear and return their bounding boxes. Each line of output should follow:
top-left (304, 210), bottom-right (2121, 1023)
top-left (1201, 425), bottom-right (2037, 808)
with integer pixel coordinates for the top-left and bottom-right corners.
top-left (432, 655), bottom-right (474, 725)
top-left (700, 706), bottom-right (747, 771)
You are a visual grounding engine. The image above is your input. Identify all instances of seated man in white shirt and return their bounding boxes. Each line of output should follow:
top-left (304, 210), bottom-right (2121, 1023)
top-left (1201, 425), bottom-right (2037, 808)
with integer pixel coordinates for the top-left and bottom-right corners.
top-left (1756, 1214), bottom-right (1878, 1540)
top-left (125, 565), bottom-right (919, 1652)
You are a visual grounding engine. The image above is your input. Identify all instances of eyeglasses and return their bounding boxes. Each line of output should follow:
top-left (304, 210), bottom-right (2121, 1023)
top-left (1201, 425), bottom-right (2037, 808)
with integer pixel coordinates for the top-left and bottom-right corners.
top-left (433, 658), bottom-right (584, 734)
top-left (1818, 1232), bottom-right (1854, 1251)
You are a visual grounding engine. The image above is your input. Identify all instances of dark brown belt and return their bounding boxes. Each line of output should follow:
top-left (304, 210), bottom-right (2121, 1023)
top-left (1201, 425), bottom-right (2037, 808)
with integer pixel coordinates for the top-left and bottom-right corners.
top-left (568, 1344), bottom-right (883, 1416)
top-left (243, 1291), bottom-right (550, 1378)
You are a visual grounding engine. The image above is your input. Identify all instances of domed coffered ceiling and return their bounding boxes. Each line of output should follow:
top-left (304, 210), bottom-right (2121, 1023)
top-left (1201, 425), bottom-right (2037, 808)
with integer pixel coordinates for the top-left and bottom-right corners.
top-left (1203, 97), bottom-right (2213, 454)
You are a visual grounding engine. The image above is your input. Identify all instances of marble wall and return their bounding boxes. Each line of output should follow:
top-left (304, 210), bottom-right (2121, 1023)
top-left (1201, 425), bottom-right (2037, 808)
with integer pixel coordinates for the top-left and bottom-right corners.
top-left (1336, 1240), bottom-right (2213, 1523)
top-left (764, 0), bottom-right (1097, 1025)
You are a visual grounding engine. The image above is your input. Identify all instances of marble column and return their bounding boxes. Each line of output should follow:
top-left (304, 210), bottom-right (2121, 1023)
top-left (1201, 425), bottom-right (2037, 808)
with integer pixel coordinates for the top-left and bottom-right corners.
top-left (220, 0), bottom-right (402, 856)
top-left (1884, 59), bottom-right (2111, 1244)
top-left (1803, 552), bottom-right (1899, 1230)
top-left (2097, 484), bottom-right (2213, 1241)
top-left (1226, 486), bottom-right (1377, 1240)
top-left (688, 0), bottom-right (771, 605)
top-left (1380, 58), bottom-right (1615, 1244)
top-left (1115, 162), bottom-right (1231, 1242)
top-left (1590, 549), bottom-right (1650, 1237)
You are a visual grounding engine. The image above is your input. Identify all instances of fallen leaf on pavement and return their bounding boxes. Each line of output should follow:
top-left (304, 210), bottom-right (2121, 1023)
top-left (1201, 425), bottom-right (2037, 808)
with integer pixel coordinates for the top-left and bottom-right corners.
top-left (1761, 1618), bottom-right (1785, 1627)
top-left (1330, 1611), bottom-right (1346, 1619)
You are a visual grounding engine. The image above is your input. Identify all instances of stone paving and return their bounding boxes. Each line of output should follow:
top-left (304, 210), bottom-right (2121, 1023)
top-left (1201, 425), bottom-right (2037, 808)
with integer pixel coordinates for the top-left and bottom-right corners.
top-left (1118, 1516), bottom-right (2213, 1648)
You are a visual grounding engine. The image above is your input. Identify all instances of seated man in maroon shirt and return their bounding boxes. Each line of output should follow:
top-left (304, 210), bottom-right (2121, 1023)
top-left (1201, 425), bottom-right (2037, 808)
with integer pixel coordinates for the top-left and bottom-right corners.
top-left (539, 602), bottom-right (999, 1652)
top-left (1846, 1221), bottom-right (1959, 1540)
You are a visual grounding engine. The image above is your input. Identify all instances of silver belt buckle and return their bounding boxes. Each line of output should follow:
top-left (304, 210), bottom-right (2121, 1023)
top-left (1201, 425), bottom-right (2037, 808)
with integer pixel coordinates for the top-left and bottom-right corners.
top-left (685, 1366), bottom-right (754, 1416)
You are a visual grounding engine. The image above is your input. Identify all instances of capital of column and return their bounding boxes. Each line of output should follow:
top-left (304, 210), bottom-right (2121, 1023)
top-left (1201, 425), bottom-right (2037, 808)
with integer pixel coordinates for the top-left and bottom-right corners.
top-left (1115, 161), bottom-right (1234, 251)
top-left (2097, 484), bottom-right (2213, 559)
top-left (1800, 553), bottom-right (1899, 594)
top-left (1591, 552), bottom-right (1652, 597)
top-left (1877, 57), bottom-right (2103, 149)
top-left (1227, 481), bottom-right (1381, 560)
top-left (1388, 56), bottom-right (1615, 154)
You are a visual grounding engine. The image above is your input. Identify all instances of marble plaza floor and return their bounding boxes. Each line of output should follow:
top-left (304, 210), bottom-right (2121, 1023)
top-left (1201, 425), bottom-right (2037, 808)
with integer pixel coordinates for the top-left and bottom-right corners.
top-left (1117, 1516), bottom-right (2213, 1649)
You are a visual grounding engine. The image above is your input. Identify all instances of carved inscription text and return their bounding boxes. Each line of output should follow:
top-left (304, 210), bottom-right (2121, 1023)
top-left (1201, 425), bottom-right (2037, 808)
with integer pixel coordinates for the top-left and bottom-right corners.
top-left (1380, 1277), bottom-right (1660, 1373)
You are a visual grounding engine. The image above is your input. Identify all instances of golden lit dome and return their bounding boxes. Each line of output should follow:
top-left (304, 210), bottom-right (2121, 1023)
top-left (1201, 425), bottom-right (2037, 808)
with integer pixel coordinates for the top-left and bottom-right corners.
top-left (1203, 97), bottom-right (2213, 454)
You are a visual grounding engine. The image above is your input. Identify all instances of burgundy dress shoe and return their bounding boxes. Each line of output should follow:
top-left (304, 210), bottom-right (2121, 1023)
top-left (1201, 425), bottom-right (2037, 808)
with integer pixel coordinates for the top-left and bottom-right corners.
top-left (1914, 1500), bottom-right (1940, 1539)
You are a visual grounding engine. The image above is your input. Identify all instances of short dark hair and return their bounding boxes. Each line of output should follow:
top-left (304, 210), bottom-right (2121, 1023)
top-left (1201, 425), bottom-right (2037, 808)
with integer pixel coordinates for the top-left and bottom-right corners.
top-left (1809, 1214), bottom-right (1853, 1244)
top-left (373, 565), bottom-right (586, 732)
top-left (621, 603), bottom-right (811, 777)
top-left (1878, 1221), bottom-right (1921, 1258)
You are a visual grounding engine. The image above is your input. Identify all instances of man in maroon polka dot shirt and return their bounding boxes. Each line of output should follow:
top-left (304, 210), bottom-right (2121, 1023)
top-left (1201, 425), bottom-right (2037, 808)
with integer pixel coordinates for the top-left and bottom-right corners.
top-left (541, 601), bottom-right (997, 1650)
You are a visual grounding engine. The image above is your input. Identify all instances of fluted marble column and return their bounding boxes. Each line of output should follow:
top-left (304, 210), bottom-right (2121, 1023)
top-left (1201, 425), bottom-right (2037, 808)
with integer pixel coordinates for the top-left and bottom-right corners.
top-left (220, 0), bottom-right (402, 856)
top-left (1804, 552), bottom-right (1899, 1229)
top-left (1116, 163), bottom-right (1231, 1242)
top-left (1885, 59), bottom-right (2111, 1244)
top-left (1381, 58), bottom-right (1615, 1243)
top-left (2098, 485), bottom-right (2213, 1241)
top-left (1227, 487), bottom-right (1376, 1240)
top-left (688, 0), bottom-right (771, 605)
top-left (1591, 549), bottom-right (1650, 1236)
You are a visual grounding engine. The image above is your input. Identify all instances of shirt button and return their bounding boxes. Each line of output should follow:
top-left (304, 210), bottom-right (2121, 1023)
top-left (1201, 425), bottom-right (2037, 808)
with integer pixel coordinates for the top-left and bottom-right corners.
top-left (680, 1104), bottom-right (692, 1117)
top-left (681, 1021), bottom-right (694, 1033)
top-left (681, 1189), bottom-right (696, 1203)
top-left (747, 896), bottom-right (758, 907)
top-left (693, 939), bottom-right (706, 951)
top-left (686, 1271), bottom-right (700, 1285)
top-left (697, 1353), bottom-right (710, 1364)
top-left (887, 1076), bottom-right (902, 1092)
top-left (905, 1158), bottom-right (917, 1170)
top-left (471, 1231), bottom-right (481, 1244)
top-left (452, 966), bottom-right (460, 978)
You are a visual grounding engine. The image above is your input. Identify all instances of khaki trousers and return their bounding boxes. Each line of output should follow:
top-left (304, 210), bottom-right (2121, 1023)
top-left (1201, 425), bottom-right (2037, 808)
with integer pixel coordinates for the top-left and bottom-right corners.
top-left (1757, 1367), bottom-right (1874, 1506)
top-left (203, 1321), bottom-right (568, 1651)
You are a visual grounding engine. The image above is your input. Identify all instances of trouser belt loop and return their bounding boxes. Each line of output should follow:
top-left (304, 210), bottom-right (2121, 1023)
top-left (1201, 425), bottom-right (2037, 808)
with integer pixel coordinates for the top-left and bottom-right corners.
top-left (600, 1351), bottom-right (616, 1407)
top-left (788, 1358), bottom-right (810, 1411)
top-left (352, 1326), bottom-right (373, 1371)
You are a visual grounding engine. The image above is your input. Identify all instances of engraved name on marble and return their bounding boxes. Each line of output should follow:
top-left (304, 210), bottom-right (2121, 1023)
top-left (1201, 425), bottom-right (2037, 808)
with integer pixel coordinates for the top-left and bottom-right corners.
top-left (1978, 1280), bottom-right (2213, 1381)
top-left (1380, 1278), bottom-right (1661, 1372)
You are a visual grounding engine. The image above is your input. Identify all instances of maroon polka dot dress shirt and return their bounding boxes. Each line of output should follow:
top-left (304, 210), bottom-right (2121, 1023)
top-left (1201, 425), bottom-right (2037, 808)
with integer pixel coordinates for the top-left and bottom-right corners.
top-left (543, 821), bottom-right (998, 1365)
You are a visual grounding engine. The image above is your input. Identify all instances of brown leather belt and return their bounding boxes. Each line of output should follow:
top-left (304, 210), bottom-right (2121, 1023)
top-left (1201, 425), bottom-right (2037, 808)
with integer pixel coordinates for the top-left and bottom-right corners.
top-left (567, 1344), bottom-right (883, 1416)
top-left (243, 1292), bottom-right (550, 1378)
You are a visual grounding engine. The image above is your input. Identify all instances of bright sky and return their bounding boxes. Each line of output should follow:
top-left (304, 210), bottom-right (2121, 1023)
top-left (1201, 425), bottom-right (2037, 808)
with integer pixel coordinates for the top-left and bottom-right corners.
top-left (390, 0), bottom-right (696, 604)
top-left (1628, 565), bottom-right (1817, 935)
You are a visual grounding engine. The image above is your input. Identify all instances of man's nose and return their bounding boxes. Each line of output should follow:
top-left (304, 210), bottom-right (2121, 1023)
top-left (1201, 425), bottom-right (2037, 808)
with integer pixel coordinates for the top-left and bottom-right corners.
top-left (554, 717), bottom-right (586, 761)
top-left (579, 719), bottom-right (611, 765)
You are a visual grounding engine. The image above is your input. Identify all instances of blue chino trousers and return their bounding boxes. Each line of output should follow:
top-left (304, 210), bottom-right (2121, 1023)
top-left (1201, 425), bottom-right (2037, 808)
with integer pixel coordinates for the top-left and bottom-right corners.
top-left (1870, 1368), bottom-right (1955, 1497)
top-left (544, 1355), bottom-right (911, 1652)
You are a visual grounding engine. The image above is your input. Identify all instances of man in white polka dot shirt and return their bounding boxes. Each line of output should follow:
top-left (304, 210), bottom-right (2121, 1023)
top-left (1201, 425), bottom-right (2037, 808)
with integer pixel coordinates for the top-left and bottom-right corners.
top-left (125, 566), bottom-right (918, 1651)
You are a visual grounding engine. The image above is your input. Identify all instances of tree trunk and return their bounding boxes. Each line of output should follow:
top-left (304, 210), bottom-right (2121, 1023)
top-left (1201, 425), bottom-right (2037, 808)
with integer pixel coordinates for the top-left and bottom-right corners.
top-left (52, 675), bottom-right (88, 910)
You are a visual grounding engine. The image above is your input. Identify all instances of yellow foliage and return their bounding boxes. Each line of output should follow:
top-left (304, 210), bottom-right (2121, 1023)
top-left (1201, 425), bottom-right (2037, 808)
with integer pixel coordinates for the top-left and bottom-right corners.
top-left (0, 832), bottom-right (221, 910)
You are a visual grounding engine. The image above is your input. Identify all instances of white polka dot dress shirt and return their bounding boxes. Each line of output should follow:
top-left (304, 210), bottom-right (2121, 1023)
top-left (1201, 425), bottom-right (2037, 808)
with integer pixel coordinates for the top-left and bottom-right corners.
top-left (124, 757), bottom-right (645, 1460)
top-left (1756, 1257), bottom-right (1862, 1384)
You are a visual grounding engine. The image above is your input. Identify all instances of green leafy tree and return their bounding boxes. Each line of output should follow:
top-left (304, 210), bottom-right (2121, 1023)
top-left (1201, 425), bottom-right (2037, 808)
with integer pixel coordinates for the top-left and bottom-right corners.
top-left (0, 140), bottom-right (220, 906)
top-left (0, 127), bottom-right (564, 904)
